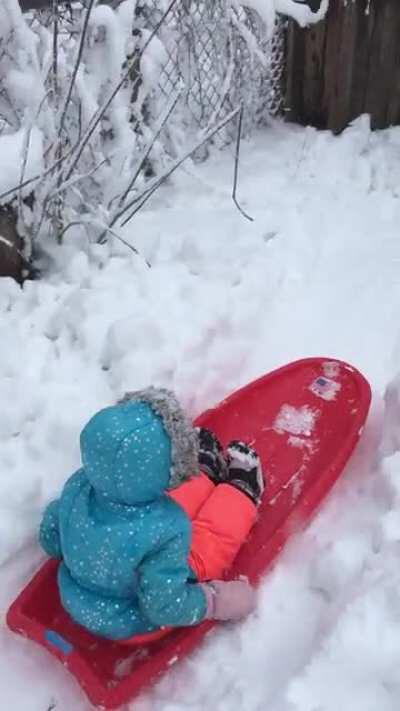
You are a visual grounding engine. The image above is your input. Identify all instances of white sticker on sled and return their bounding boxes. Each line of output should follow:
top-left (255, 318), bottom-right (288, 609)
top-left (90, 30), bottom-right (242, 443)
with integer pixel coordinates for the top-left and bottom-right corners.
top-left (310, 376), bottom-right (341, 401)
top-left (323, 361), bottom-right (340, 378)
top-left (274, 404), bottom-right (318, 437)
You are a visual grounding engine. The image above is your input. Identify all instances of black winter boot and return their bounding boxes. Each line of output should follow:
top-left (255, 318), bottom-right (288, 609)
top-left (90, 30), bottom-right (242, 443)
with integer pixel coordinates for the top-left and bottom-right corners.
top-left (196, 427), bottom-right (227, 484)
top-left (226, 441), bottom-right (264, 506)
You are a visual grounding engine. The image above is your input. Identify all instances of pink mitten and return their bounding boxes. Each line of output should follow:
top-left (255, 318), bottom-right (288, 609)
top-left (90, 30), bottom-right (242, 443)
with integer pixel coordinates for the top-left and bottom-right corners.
top-left (201, 579), bottom-right (256, 622)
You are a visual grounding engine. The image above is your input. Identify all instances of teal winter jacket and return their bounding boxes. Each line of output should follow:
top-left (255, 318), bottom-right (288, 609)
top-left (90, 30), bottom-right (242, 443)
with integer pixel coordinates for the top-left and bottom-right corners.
top-left (39, 390), bottom-right (207, 640)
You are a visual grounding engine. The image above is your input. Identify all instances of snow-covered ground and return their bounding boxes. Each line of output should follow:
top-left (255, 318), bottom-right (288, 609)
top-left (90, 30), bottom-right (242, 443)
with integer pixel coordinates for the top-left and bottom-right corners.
top-left (2, 116), bottom-right (400, 710)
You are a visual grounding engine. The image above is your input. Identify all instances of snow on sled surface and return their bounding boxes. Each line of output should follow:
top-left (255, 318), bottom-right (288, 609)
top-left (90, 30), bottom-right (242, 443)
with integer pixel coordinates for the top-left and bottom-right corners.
top-left (7, 358), bottom-right (371, 709)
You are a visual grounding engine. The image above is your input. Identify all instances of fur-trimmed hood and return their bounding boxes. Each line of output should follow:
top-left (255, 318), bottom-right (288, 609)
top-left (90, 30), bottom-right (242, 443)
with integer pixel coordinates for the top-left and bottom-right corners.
top-left (119, 387), bottom-right (199, 489)
top-left (80, 388), bottom-right (199, 505)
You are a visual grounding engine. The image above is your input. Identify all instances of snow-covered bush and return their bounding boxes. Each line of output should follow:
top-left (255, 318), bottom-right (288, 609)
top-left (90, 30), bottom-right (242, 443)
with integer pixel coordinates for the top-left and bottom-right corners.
top-left (0, 0), bottom-right (328, 274)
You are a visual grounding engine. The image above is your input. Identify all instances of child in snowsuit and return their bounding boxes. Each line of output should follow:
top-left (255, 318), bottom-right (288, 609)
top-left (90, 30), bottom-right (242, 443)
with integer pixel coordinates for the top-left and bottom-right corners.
top-left (39, 388), bottom-right (265, 641)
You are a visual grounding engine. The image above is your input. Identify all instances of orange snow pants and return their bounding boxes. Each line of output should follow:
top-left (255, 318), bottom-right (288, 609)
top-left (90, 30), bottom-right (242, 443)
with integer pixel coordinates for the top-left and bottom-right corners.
top-left (122, 473), bottom-right (256, 645)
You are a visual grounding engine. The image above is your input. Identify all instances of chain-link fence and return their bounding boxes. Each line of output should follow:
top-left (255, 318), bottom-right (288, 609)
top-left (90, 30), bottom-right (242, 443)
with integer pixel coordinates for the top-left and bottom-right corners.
top-left (135, 1), bottom-right (286, 142)
top-left (30, 0), bottom-right (286, 146)
top-left (0, 0), bottom-right (287, 273)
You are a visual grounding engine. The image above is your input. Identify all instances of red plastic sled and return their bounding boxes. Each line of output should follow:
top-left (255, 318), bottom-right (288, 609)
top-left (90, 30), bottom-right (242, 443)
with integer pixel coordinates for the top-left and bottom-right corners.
top-left (7, 358), bottom-right (371, 708)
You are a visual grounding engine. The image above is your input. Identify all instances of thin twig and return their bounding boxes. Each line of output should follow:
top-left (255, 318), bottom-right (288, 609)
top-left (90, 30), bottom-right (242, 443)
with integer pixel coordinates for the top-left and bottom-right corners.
top-left (18, 125), bottom-right (33, 229)
top-left (58, 0), bottom-right (96, 137)
top-left (115, 92), bottom-right (181, 211)
top-left (0, 142), bottom-right (76, 203)
top-left (52, 0), bottom-right (59, 108)
top-left (202, 28), bottom-right (234, 131)
top-left (19, 127), bottom-right (34, 194)
top-left (57, 219), bottom-right (151, 268)
top-left (0, 87), bottom-right (21, 129)
top-left (120, 107), bottom-right (241, 228)
top-left (63, 79), bottom-right (140, 183)
top-left (103, 225), bottom-right (152, 269)
top-left (77, 97), bottom-right (82, 143)
top-left (232, 104), bottom-right (254, 222)
top-left (52, 155), bottom-right (109, 197)
top-left (17, 89), bottom-right (51, 207)
top-left (63, 0), bottom-right (179, 182)
top-left (56, 220), bottom-right (91, 241)
top-left (118, 109), bottom-right (241, 227)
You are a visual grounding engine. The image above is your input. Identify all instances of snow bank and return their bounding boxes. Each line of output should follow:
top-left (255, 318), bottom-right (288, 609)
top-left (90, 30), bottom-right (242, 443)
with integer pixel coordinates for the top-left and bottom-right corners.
top-left (1, 118), bottom-right (400, 709)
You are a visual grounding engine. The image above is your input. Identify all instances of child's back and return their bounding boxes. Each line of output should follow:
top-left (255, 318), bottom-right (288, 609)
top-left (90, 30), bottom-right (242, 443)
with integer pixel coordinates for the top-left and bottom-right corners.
top-left (40, 392), bottom-right (206, 639)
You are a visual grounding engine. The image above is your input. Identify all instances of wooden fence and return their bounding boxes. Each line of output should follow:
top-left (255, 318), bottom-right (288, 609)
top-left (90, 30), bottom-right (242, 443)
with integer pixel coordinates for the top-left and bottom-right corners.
top-left (286, 0), bottom-right (400, 133)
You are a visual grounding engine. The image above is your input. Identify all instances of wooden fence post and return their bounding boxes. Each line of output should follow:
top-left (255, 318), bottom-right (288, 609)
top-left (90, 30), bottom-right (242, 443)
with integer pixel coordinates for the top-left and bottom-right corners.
top-left (286, 0), bottom-right (400, 133)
